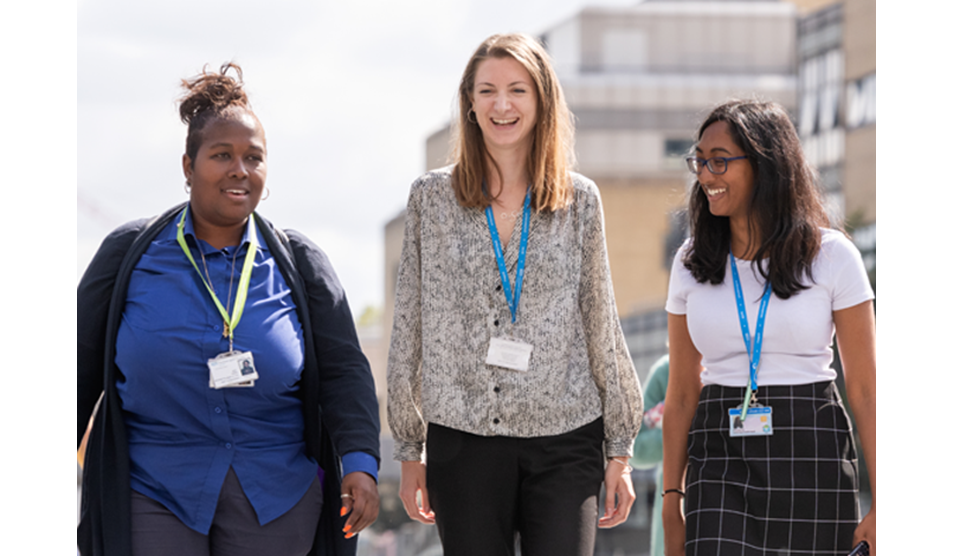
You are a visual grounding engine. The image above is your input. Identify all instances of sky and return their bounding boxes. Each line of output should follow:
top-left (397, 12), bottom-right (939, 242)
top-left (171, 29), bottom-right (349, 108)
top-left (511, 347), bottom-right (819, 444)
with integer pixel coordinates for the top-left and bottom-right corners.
top-left (76, 0), bottom-right (651, 317)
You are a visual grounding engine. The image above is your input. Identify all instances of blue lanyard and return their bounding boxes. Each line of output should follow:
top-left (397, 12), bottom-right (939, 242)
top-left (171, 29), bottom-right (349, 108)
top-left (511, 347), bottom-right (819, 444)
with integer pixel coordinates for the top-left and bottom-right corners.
top-left (730, 254), bottom-right (771, 421)
top-left (485, 188), bottom-right (532, 324)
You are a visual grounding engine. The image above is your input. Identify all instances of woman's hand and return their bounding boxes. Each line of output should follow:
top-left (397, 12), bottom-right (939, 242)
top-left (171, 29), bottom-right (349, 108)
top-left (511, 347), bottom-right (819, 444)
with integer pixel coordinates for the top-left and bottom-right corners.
top-left (340, 471), bottom-right (379, 539)
top-left (598, 458), bottom-right (635, 528)
top-left (662, 493), bottom-right (686, 556)
top-left (853, 508), bottom-right (875, 555)
top-left (399, 460), bottom-right (435, 524)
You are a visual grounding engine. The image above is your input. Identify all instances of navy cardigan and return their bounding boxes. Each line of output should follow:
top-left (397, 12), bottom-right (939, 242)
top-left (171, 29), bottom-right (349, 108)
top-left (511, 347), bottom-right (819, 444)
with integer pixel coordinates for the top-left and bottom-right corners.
top-left (77, 203), bottom-right (380, 556)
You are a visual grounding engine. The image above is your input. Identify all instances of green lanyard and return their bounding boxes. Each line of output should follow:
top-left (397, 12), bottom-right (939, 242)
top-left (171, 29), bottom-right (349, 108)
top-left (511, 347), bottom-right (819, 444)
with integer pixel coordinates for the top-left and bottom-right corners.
top-left (175, 206), bottom-right (258, 344)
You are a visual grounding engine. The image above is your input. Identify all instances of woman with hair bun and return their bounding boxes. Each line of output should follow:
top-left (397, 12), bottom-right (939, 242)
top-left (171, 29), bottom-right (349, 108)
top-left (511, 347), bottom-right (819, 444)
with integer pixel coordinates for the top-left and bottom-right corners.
top-left (387, 34), bottom-right (642, 556)
top-left (662, 99), bottom-right (876, 555)
top-left (77, 62), bottom-right (380, 556)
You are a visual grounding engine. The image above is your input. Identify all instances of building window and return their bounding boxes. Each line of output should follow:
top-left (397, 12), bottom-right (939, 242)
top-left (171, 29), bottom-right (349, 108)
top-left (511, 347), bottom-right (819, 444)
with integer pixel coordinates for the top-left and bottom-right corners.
top-left (664, 138), bottom-right (694, 170)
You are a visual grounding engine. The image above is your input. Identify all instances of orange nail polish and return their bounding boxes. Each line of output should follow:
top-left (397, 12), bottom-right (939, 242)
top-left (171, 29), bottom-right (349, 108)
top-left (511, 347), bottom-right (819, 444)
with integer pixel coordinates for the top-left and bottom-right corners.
top-left (345, 532), bottom-right (355, 539)
top-left (339, 506), bottom-right (347, 517)
top-left (343, 524), bottom-right (352, 532)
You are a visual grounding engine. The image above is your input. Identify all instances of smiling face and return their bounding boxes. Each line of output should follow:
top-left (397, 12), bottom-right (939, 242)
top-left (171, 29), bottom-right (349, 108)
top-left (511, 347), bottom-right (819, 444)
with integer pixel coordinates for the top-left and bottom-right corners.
top-left (695, 120), bottom-right (755, 225)
top-left (182, 109), bottom-right (267, 244)
top-left (471, 55), bottom-right (538, 159)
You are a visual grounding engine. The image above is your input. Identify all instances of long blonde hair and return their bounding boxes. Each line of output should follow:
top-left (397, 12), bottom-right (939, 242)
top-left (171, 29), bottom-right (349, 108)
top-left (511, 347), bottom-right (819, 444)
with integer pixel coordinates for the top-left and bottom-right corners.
top-left (451, 33), bottom-right (575, 211)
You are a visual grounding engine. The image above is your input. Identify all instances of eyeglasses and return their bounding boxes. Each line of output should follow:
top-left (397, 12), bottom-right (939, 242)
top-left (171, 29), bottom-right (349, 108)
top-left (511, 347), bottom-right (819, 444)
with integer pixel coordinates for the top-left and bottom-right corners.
top-left (685, 156), bottom-right (747, 175)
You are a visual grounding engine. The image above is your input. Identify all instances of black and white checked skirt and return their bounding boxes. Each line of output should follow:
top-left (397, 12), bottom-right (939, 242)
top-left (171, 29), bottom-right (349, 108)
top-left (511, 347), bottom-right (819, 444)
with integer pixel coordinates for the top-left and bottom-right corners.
top-left (684, 382), bottom-right (860, 556)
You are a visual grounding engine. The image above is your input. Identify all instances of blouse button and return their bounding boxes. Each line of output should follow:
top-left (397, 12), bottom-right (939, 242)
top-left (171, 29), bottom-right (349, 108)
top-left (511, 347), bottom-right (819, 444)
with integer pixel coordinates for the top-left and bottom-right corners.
top-left (493, 386), bottom-right (500, 393)
top-left (496, 285), bottom-right (502, 291)
top-left (493, 418), bottom-right (500, 424)
top-left (494, 319), bottom-right (500, 326)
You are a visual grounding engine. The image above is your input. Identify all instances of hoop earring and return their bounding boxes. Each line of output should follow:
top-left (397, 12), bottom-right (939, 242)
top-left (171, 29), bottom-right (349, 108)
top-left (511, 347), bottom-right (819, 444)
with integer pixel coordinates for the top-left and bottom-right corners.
top-left (467, 108), bottom-right (477, 124)
top-left (261, 187), bottom-right (270, 201)
top-left (184, 181), bottom-right (191, 195)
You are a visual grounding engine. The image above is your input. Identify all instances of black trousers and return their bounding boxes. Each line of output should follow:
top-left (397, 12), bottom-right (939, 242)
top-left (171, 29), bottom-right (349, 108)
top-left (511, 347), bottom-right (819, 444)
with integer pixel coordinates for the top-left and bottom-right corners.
top-left (426, 419), bottom-right (605, 556)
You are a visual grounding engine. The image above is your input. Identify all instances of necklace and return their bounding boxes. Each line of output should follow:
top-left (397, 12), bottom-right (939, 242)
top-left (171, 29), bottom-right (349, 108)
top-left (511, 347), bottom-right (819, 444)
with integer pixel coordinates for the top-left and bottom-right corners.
top-left (495, 210), bottom-right (523, 221)
top-left (198, 245), bottom-right (240, 341)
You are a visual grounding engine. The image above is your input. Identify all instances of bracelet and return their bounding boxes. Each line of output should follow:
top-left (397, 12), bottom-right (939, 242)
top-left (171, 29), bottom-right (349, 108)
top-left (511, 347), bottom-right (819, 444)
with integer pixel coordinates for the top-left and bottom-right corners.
top-left (607, 457), bottom-right (633, 473)
top-left (661, 489), bottom-right (685, 498)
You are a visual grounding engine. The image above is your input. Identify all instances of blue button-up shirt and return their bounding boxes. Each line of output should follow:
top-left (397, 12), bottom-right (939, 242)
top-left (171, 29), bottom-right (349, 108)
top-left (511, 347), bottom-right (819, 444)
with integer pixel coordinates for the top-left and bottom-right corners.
top-left (116, 207), bottom-right (375, 534)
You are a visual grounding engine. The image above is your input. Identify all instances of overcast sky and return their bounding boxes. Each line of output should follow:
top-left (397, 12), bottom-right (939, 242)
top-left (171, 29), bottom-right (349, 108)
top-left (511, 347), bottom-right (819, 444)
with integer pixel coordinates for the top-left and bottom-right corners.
top-left (77, 0), bottom-right (650, 316)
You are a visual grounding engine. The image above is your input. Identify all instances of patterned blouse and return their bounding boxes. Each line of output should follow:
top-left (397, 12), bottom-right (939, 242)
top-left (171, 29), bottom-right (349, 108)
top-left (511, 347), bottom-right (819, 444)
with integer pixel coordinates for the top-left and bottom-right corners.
top-left (387, 166), bottom-right (642, 462)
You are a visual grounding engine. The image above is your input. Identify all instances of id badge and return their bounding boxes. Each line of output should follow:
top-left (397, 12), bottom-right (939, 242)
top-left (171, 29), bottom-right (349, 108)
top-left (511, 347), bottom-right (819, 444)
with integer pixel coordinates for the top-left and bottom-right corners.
top-left (486, 337), bottom-right (533, 372)
top-left (728, 405), bottom-right (773, 437)
top-left (208, 351), bottom-right (258, 389)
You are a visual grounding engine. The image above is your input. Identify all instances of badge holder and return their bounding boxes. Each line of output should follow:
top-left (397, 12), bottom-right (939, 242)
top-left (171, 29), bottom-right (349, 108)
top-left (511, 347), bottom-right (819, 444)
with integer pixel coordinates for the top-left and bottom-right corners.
top-left (208, 351), bottom-right (259, 389)
top-left (486, 337), bottom-right (533, 372)
top-left (728, 392), bottom-right (773, 437)
top-left (484, 187), bottom-right (535, 374)
top-left (177, 206), bottom-right (261, 390)
top-left (727, 254), bottom-right (773, 437)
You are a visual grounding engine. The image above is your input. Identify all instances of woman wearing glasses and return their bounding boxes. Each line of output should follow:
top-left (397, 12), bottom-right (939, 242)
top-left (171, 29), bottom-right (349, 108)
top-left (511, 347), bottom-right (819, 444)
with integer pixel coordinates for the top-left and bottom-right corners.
top-left (661, 100), bottom-right (876, 555)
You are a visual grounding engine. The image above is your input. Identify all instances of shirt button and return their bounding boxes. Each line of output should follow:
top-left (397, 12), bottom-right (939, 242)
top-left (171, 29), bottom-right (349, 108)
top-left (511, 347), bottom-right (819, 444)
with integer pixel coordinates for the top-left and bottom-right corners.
top-left (215, 407), bottom-right (222, 414)
top-left (493, 386), bottom-right (500, 393)
top-left (496, 285), bottom-right (502, 291)
top-left (494, 319), bottom-right (500, 326)
top-left (493, 418), bottom-right (500, 424)
top-left (225, 443), bottom-right (232, 449)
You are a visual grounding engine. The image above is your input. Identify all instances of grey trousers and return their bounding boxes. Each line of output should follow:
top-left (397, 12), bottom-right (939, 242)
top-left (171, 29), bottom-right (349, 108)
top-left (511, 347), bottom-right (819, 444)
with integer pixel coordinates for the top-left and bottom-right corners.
top-left (131, 467), bottom-right (323, 556)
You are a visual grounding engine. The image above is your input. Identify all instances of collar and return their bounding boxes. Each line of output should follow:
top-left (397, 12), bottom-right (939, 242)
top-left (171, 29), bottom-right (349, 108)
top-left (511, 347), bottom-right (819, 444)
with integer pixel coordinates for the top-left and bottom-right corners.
top-left (171, 204), bottom-right (267, 255)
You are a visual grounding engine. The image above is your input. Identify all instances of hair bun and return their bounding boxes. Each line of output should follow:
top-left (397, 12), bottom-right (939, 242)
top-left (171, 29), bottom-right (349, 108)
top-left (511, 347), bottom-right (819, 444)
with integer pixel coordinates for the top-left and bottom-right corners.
top-left (178, 62), bottom-right (249, 125)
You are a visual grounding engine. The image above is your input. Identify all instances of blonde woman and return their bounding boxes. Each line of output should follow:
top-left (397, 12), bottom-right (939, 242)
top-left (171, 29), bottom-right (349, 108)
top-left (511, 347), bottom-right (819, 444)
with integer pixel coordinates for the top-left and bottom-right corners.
top-left (387, 34), bottom-right (642, 556)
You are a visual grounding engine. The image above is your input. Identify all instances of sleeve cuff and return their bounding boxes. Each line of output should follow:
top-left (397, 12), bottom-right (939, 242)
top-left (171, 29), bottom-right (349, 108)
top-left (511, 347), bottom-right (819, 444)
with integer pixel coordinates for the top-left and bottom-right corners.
top-left (341, 451), bottom-right (379, 483)
top-left (604, 439), bottom-right (635, 459)
top-left (392, 440), bottom-right (425, 462)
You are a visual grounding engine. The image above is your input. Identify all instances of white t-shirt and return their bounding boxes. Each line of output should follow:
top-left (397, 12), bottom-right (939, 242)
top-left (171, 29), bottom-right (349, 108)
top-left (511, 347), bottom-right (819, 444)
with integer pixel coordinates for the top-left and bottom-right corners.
top-left (666, 229), bottom-right (874, 387)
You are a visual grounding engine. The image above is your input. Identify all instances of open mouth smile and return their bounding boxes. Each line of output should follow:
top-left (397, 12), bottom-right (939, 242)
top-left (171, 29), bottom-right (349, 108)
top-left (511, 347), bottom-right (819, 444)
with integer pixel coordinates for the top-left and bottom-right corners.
top-left (491, 117), bottom-right (518, 125)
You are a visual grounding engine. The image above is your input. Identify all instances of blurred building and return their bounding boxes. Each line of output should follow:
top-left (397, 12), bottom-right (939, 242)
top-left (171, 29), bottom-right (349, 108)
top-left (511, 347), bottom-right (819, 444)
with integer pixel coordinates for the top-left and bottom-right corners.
top-left (542, 0), bottom-right (800, 377)
top-left (792, 0), bottom-right (876, 278)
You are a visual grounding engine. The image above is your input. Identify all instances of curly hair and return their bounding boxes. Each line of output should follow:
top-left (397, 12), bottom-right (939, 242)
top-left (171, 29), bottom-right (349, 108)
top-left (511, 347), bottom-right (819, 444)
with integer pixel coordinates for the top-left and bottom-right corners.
top-left (683, 99), bottom-right (834, 299)
top-left (178, 62), bottom-right (253, 166)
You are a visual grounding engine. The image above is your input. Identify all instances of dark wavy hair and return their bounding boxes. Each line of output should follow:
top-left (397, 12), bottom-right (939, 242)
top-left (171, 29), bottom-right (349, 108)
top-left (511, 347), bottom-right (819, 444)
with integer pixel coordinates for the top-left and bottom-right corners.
top-left (178, 62), bottom-right (253, 166)
top-left (683, 99), bottom-right (833, 299)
